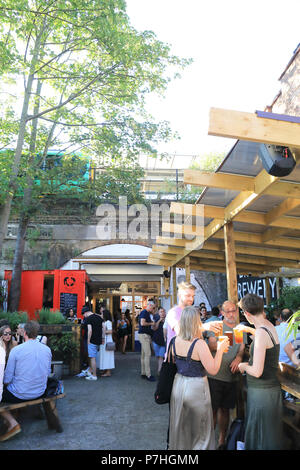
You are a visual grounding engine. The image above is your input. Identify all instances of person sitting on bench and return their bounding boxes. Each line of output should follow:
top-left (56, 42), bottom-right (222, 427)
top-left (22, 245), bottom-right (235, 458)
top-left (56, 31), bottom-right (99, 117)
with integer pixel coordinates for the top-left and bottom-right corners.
top-left (0, 321), bottom-right (52, 442)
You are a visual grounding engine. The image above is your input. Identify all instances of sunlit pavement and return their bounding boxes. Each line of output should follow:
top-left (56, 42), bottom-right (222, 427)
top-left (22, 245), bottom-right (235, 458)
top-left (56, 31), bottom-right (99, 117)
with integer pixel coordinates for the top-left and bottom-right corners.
top-left (0, 352), bottom-right (170, 451)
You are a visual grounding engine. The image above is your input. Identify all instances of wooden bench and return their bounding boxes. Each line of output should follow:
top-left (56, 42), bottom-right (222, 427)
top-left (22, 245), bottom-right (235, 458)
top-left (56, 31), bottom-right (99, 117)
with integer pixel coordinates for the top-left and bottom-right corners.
top-left (0, 394), bottom-right (65, 434)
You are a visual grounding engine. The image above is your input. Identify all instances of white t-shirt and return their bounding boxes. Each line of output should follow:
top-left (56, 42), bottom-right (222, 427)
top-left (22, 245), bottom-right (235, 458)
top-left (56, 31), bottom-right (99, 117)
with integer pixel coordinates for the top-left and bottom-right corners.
top-left (0, 344), bottom-right (5, 402)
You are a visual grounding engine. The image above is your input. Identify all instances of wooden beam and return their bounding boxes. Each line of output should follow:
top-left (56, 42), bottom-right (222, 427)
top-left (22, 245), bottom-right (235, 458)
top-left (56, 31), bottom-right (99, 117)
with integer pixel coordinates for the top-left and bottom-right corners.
top-left (184, 169), bottom-right (300, 200)
top-left (155, 231), bottom-right (300, 262)
top-left (161, 222), bottom-right (205, 241)
top-left (152, 245), bottom-right (187, 255)
top-left (265, 198), bottom-right (300, 225)
top-left (185, 256), bottom-right (191, 282)
top-left (189, 257), bottom-right (276, 272)
top-left (189, 252), bottom-right (298, 268)
top-left (149, 251), bottom-right (177, 260)
top-left (155, 236), bottom-right (190, 247)
top-left (176, 261), bottom-right (264, 275)
top-left (224, 222), bottom-right (238, 304)
top-left (170, 201), bottom-right (215, 218)
top-left (266, 181), bottom-right (300, 199)
top-left (184, 169), bottom-right (254, 191)
top-left (264, 237), bottom-right (300, 250)
top-left (155, 236), bottom-right (222, 252)
top-left (212, 229), bottom-right (300, 250)
top-left (221, 244), bottom-right (300, 262)
top-left (208, 108), bottom-right (300, 149)
top-left (164, 168), bottom-right (277, 267)
top-left (147, 257), bottom-right (173, 267)
top-left (171, 201), bottom-right (300, 231)
top-left (261, 227), bottom-right (289, 243)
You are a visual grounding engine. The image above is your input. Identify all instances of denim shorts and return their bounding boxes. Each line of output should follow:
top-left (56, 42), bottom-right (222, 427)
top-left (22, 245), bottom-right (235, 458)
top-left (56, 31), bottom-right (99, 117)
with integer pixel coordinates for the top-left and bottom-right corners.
top-left (152, 341), bottom-right (166, 358)
top-left (88, 343), bottom-right (99, 358)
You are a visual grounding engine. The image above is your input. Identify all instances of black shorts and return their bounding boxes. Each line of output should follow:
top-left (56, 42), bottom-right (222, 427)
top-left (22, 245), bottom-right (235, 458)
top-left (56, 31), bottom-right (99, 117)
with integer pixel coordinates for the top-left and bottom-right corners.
top-left (208, 378), bottom-right (237, 410)
top-left (1, 386), bottom-right (42, 404)
top-left (118, 329), bottom-right (129, 338)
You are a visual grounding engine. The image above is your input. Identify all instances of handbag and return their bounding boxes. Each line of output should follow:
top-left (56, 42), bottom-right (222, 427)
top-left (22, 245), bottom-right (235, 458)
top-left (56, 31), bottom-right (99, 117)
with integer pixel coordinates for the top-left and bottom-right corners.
top-left (154, 337), bottom-right (177, 404)
top-left (105, 341), bottom-right (116, 351)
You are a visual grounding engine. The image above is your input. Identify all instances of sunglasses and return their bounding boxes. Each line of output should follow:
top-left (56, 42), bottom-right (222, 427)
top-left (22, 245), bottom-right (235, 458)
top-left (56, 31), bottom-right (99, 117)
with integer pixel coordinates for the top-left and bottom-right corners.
top-left (3, 332), bottom-right (12, 336)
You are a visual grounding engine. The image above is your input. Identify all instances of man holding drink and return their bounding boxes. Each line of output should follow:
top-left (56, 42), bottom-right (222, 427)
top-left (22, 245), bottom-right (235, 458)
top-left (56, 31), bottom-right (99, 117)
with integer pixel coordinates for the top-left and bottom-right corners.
top-left (207, 300), bottom-right (245, 450)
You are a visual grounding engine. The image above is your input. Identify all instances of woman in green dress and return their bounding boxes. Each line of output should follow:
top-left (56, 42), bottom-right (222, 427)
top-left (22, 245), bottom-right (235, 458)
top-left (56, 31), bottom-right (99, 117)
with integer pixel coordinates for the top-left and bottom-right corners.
top-left (237, 293), bottom-right (284, 450)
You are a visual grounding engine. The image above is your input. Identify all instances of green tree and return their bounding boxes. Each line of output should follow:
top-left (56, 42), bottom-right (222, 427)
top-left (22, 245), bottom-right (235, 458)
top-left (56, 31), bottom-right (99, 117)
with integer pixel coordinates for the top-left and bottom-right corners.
top-left (0, 0), bottom-right (191, 254)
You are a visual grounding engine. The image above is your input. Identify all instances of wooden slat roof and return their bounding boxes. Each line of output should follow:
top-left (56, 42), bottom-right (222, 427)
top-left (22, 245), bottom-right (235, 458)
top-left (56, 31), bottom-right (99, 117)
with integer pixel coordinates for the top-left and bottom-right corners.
top-left (147, 108), bottom-right (300, 275)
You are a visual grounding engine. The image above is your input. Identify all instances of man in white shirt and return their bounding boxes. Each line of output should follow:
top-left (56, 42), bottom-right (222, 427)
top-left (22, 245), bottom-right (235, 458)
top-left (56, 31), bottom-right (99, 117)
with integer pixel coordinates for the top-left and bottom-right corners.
top-left (0, 321), bottom-right (51, 442)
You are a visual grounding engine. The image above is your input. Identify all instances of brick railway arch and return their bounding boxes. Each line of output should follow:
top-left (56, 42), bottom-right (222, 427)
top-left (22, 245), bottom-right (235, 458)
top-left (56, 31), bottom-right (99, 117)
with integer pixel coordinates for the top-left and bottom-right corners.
top-left (61, 240), bottom-right (153, 270)
top-left (61, 242), bottom-right (164, 323)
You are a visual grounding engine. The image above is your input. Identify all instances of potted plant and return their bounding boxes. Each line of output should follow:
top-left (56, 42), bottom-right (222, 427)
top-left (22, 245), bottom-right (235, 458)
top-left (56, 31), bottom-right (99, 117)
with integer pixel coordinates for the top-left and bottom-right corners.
top-left (48, 332), bottom-right (79, 376)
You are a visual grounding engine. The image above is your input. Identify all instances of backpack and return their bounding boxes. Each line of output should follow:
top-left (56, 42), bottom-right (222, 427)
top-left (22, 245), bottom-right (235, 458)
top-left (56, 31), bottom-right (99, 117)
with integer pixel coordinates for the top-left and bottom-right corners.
top-left (44, 374), bottom-right (64, 397)
top-left (225, 418), bottom-right (245, 450)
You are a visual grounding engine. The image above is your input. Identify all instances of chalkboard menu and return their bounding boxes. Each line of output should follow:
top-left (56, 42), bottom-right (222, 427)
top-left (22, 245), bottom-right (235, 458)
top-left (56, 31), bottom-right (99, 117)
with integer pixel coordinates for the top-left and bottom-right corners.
top-left (60, 292), bottom-right (78, 316)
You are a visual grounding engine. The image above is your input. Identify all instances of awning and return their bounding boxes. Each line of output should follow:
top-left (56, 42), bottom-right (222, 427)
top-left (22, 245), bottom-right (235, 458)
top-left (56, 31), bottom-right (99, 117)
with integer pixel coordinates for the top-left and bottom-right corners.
top-left (147, 108), bottom-right (300, 301)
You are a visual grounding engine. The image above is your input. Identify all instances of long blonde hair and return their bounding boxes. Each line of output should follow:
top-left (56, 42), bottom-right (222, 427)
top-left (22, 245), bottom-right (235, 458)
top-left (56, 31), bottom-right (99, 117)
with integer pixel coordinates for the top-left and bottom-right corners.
top-left (179, 306), bottom-right (203, 341)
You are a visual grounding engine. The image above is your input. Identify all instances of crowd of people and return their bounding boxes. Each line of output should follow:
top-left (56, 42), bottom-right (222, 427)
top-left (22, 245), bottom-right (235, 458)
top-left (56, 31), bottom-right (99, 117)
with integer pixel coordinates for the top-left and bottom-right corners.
top-left (159, 281), bottom-right (300, 451)
top-left (0, 281), bottom-right (299, 449)
top-left (76, 305), bottom-right (115, 380)
top-left (60, 282), bottom-right (300, 451)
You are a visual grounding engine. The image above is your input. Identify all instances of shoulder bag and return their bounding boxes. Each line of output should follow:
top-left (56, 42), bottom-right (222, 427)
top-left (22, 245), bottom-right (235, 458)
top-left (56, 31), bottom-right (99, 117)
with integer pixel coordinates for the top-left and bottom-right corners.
top-left (105, 341), bottom-right (116, 351)
top-left (154, 336), bottom-right (177, 404)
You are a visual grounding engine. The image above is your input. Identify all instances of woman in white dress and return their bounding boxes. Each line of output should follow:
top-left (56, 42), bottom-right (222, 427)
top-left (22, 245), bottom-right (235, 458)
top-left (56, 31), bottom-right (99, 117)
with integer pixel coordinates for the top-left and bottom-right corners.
top-left (99, 310), bottom-right (115, 377)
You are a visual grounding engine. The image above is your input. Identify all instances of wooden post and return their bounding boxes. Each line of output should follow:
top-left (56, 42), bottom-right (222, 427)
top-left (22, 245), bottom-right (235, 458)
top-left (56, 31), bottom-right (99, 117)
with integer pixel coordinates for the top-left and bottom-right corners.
top-left (224, 221), bottom-right (238, 307)
top-left (70, 324), bottom-right (81, 375)
top-left (163, 265), bottom-right (170, 297)
top-left (276, 277), bottom-right (281, 300)
top-left (185, 256), bottom-right (191, 283)
top-left (172, 266), bottom-right (177, 307)
top-left (265, 277), bottom-right (271, 306)
top-left (224, 222), bottom-right (243, 420)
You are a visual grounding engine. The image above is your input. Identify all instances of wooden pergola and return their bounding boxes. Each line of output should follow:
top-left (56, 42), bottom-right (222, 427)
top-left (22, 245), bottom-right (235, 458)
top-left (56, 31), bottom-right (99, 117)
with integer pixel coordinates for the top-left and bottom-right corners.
top-left (147, 108), bottom-right (300, 305)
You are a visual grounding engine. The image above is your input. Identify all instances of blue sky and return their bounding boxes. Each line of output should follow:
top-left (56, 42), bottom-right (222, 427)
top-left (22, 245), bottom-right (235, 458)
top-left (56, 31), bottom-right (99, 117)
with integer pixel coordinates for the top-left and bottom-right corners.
top-left (126, 0), bottom-right (300, 161)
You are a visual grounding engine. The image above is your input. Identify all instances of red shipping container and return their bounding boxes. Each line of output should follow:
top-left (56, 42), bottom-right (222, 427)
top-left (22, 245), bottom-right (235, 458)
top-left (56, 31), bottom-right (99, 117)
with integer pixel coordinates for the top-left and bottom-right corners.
top-left (4, 269), bottom-right (89, 320)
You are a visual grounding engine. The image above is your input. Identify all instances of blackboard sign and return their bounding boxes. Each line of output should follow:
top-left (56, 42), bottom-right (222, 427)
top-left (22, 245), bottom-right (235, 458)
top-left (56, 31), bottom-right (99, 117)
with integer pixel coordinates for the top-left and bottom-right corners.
top-left (237, 275), bottom-right (277, 306)
top-left (60, 292), bottom-right (78, 316)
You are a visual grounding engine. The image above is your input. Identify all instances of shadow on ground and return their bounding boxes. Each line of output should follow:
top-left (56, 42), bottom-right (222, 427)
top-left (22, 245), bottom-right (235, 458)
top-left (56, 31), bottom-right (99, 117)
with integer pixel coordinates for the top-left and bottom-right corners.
top-left (0, 352), bottom-right (170, 451)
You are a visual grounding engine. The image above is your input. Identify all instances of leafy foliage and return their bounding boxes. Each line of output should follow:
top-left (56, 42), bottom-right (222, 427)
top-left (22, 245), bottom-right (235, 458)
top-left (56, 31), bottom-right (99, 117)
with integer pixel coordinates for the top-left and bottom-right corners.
top-left (0, 310), bottom-right (28, 331)
top-left (48, 332), bottom-right (79, 363)
top-left (34, 308), bottom-right (67, 325)
top-left (0, 0), bottom-right (191, 240)
top-left (285, 310), bottom-right (300, 341)
top-left (268, 285), bottom-right (300, 313)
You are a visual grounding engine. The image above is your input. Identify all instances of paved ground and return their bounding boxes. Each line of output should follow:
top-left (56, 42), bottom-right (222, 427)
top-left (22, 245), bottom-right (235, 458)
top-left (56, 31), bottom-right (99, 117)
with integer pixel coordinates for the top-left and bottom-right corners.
top-left (0, 352), bottom-right (170, 451)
